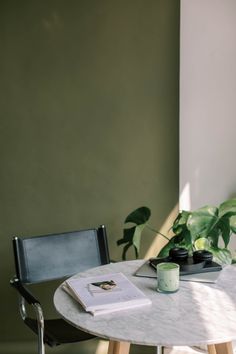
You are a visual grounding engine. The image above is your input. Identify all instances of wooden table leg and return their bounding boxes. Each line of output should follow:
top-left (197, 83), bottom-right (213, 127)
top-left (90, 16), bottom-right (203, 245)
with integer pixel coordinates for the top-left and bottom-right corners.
top-left (207, 341), bottom-right (233, 354)
top-left (108, 341), bottom-right (130, 354)
top-left (208, 344), bottom-right (217, 354)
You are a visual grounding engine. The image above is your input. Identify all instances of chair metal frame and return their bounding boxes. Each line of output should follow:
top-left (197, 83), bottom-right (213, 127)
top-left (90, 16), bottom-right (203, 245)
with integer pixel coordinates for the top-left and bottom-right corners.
top-left (10, 225), bottom-right (110, 354)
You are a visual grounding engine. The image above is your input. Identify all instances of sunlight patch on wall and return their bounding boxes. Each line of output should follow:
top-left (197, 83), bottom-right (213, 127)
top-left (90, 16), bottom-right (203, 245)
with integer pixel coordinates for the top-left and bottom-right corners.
top-left (179, 182), bottom-right (191, 211)
top-left (144, 203), bottom-right (179, 259)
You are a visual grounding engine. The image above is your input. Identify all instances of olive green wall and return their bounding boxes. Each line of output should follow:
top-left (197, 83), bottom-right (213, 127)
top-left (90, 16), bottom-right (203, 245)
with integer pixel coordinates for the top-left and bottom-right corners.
top-left (0, 0), bottom-right (179, 347)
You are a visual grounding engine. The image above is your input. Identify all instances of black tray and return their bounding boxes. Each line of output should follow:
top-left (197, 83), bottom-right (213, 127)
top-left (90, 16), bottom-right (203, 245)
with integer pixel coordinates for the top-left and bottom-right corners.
top-left (149, 256), bottom-right (222, 276)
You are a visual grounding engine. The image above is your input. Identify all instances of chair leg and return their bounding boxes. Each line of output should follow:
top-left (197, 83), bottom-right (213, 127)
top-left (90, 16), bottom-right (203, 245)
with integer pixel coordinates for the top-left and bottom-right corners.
top-left (156, 346), bottom-right (164, 354)
top-left (34, 303), bottom-right (45, 354)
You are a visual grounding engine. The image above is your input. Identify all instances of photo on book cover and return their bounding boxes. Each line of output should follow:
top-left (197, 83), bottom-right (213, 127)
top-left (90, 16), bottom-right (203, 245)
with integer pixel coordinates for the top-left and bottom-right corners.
top-left (88, 280), bottom-right (122, 296)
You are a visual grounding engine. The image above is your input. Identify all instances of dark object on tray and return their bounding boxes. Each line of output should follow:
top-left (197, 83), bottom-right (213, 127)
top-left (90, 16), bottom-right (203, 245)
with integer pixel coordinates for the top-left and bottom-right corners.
top-left (149, 248), bottom-right (222, 275)
top-left (193, 250), bottom-right (213, 263)
top-left (169, 247), bottom-right (188, 261)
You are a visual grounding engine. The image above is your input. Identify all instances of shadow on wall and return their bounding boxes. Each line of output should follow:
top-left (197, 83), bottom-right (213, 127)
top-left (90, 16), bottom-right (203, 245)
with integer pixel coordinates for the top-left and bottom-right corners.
top-left (144, 203), bottom-right (179, 259)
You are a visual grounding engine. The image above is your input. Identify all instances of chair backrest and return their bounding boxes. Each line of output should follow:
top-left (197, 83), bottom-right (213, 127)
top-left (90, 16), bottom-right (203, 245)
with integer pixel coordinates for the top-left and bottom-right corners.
top-left (13, 225), bottom-right (110, 284)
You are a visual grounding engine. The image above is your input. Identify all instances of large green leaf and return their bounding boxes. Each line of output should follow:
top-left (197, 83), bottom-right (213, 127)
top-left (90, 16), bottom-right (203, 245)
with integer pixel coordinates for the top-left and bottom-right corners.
top-left (207, 228), bottom-right (220, 248)
top-left (230, 215), bottom-right (236, 233)
top-left (209, 247), bottom-right (232, 265)
top-left (117, 206), bottom-right (151, 260)
top-left (133, 224), bottom-right (146, 254)
top-left (125, 206), bottom-right (151, 225)
top-left (181, 229), bottom-right (192, 247)
top-left (157, 236), bottom-right (178, 257)
top-left (117, 207), bottom-right (151, 259)
top-left (186, 206), bottom-right (218, 241)
top-left (219, 198), bottom-right (236, 218)
top-left (172, 211), bottom-right (191, 235)
top-left (158, 231), bottom-right (193, 257)
top-left (216, 216), bottom-right (231, 247)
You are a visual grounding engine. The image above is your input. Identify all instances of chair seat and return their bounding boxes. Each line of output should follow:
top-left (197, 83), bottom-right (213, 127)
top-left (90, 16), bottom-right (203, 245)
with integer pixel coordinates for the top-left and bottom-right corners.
top-left (25, 317), bottom-right (96, 347)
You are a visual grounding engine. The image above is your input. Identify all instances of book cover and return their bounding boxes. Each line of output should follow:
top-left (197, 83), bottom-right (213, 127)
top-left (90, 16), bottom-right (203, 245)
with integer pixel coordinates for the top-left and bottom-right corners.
top-left (63, 272), bottom-right (151, 316)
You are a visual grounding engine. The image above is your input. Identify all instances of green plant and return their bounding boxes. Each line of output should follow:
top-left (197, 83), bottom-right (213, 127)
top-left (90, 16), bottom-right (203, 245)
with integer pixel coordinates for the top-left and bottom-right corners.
top-left (117, 198), bottom-right (236, 265)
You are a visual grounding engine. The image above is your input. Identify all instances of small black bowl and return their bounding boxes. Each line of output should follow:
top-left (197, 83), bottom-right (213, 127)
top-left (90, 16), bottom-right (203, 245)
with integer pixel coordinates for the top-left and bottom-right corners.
top-left (193, 250), bottom-right (213, 263)
top-left (169, 247), bottom-right (188, 261)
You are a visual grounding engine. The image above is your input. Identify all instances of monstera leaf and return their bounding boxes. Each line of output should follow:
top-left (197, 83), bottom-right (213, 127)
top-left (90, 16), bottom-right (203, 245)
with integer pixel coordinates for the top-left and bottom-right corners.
top-left (168, 201), bottom-right (236, 264)
top-left (117, 198), bottom-right (236, 264)
top-left (117, 207), bottom-right (151, 260)
top-left (219, 198), bottom-right (236, 218)
top-left (209, 247), bottom-right (232, 265)
top-left (185, 201), bottom-right (236, 250)
top-left (186, 206), bottom-right (218, 241)
top-left (230, 215), bottom-right (236, 233)
top-left (172, 210), bottom-right (191, 235)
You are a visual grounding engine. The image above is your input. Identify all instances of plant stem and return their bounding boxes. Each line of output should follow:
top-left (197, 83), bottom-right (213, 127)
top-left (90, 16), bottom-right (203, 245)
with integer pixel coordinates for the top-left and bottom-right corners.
top-left (146, 224), bottom-right (170, 241)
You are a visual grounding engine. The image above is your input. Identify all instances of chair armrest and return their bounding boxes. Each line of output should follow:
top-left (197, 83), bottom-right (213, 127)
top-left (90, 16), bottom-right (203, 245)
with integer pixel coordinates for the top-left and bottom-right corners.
top-left (10, 277), bottom-right (40, 305)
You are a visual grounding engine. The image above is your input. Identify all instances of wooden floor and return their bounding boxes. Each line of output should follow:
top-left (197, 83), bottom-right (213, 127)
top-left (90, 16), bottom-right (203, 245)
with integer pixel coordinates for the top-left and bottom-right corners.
top-left (1, 340), bottom-right (235, 354)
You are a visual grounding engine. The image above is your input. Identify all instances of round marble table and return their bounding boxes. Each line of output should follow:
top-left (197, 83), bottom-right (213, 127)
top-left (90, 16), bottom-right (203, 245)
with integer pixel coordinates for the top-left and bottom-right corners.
top-left (54, 260), bottom-right (236, 354)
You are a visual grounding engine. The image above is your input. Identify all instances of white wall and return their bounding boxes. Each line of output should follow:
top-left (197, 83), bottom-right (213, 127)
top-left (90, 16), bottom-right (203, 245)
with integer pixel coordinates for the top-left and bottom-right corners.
top-left (180, 0), bottom-right (236, 212)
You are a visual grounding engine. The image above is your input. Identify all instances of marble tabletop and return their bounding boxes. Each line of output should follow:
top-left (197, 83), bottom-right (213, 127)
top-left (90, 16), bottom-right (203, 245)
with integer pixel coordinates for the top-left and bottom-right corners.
top-left (54, 260), bottom-right (236, 347)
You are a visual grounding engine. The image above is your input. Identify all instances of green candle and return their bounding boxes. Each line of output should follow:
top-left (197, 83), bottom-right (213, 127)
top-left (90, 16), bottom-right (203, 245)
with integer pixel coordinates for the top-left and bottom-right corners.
top-left (156, 262), bottom-right (180, 293)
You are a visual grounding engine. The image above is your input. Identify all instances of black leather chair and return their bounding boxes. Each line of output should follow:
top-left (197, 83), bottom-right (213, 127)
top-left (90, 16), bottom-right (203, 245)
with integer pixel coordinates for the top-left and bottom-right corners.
top-left (10, 225), bottom-right (110, 354)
